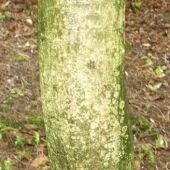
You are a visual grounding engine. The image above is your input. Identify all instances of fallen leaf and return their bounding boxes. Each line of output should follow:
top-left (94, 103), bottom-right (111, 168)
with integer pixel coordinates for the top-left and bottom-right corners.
top-left (143, 43), bottom-right (151, 47)
top-left (147, 83), bottom-right (162, 91)
top-left (24, 124), bottom-right (38, 130)
top-left (31, 155), bottom-right (48, 168)
top-left (156, 135), bottom-right (166, 149)
top-left (26, 18), bottom-right (33, 26)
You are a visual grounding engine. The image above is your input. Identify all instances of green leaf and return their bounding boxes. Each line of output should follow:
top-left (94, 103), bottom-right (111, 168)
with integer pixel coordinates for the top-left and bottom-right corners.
top-left (33, 132), bottom-right (41, 145)
top-left (142, 53), bottom-right (154, 67)
top-left (0, 123), bottom-right (14, 132)
top-left (148, 149), bottom-right (156, 167)
top-left (15, 136), bottom-right (24, 150)
top-left (155, 135), bottom-right (165, 149)
top-left (0, 123), bottom-right (6, 129)
top-left (0, 11), bottom-right (12, 21)
top-left (132, 0), bottom-right (142, 11)
top-left (18, 151), bottom-right (27, 160)
top-left (16, 55), bottom-right (30, 62)
top-left (132, 116), bottom-right (151, 132)
top-left (124, 43), bottom-right (133, 54)
top-left (10, 88), bottom-right (26, 97)
top-left (155, 66), bottom-right (167, 77)
top-left (1, 160), bottom-right (12, 170)
top-left (143, 144), bottom-right (156, 167)
top-left (28, 116), bottom-right (44, 128)
top-left (138, 117), bottom-right (151, 131)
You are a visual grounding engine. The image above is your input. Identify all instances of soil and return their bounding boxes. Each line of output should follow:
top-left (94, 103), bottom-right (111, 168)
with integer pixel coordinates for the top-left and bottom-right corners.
top-left (0, 0), bottom-right (170, 169)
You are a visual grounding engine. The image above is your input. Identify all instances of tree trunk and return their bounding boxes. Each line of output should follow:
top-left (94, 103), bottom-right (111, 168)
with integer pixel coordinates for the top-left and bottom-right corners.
top-left (38, 0), bottom-right (133, 169)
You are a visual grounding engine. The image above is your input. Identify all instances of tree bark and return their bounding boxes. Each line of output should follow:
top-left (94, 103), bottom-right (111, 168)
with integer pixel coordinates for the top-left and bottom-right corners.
top-left (39, 0), bottom-right (133, 169)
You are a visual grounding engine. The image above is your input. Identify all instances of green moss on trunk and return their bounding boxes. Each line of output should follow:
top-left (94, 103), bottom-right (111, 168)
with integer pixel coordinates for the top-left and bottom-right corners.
top-left (39, 0), bottom-right (133, 169)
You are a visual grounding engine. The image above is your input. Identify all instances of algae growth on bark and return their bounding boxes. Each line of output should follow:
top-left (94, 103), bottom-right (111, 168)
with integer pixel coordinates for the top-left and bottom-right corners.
top-left (39, 0), bottom-right (133, 169)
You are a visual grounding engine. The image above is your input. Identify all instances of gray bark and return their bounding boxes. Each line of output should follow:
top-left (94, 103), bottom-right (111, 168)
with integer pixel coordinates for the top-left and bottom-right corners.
top-left (39, 0), bottom-right (134, 169)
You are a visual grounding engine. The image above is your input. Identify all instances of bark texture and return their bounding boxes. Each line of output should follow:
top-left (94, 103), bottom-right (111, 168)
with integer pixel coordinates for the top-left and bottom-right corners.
top-left (39, 0), bottom-right (133, 169)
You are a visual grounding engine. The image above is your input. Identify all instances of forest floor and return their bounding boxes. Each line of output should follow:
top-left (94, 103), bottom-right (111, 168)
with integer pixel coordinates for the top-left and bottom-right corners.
top-left (0, 0), bottom-right (170, 169)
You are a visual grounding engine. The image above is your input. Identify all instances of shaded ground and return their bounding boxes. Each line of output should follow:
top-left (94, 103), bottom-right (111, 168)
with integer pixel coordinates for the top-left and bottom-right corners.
top-left (0, 0), bottom-right (170, 169)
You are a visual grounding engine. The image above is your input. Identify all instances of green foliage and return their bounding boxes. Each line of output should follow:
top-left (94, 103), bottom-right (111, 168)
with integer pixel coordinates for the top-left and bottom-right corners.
top-left (132, 0), bottom-right (142, 11)
top-left (142, 53), bottom-right (154, 67)
top-left (155, 66), bottom-right (167, 78)
top-left (0, 123), bottom-right (15, 132)
top-left (15, 55), bottom-right (30, 62)
top-left (10, 88), bottom-right (26, 97)
top-left (155, 135), bottom-right (165, 149)
top-left (15, 136), bottom-right (24, 150)
top-left (33, 132), bottom-right (41, 145)
top-left (18, 151), bottom-right (27, 160)
top-left (0, 11), bottom-right (12, 21)
top-left (0, 114), bottom-right (21, 129)
top-left (0, 160), bottom-right (12, 170)
top-left (28, 116), bottom-right (44, 128)
top-left (132, 116), bottom-right (151, 133)
top-left (132, 115), bottom-right (166, 168)
top-left (135, 144), bottom-right (156, 168)
top-left (125, 43), bottom-right (133, 54)
top-left (143, 144), bottom-right (156, 167)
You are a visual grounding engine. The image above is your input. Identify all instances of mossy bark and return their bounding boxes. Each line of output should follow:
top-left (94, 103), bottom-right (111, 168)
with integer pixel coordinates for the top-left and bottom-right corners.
top-left (38, 0), bottom-right (133, 169)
